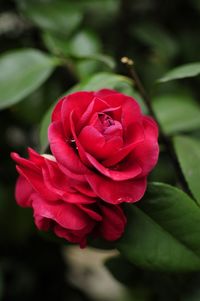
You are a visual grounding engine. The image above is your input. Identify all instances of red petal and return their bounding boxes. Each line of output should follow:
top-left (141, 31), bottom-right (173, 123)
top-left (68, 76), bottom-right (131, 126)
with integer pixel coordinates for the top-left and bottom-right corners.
top-left (48, 121), bottom-right (89, 181)
top-left (52, 98), bottom-right (64, 122)
top-left (103, 93), bottom-right (142, 128)
top-left (16, 166), bottom-right (57, 201)
top-left (77, 97), bottom-right (110, 132)
top-left (79, 204), bottom-right (102, 221)
top-left (15, 175), bottom-right (33, 207)
top-left (32, 193), bottom-right (91, 230)
top-left (86, 152), bottom-right (142, 181)
top-left (78, 125), bottom-right (123, 161)
top-left (42, 159), bottom-right (95, 204)
top-left (132, 116), bottom-right (159, 176)
top-left (94, 89), bottom-right (118, 98)
top-left (98, 203), bottom-right (126, 241)
top-left (61, 91), bottom-right (94, 136)
top-left (86, 173), bottom-right (147, 204)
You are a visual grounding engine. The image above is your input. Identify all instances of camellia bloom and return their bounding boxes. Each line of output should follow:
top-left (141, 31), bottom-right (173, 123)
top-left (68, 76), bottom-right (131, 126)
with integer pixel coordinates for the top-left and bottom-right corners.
top-left (11, 148), bottom-right (126, 247)
top-left (48, 89), bottom-right (159, 204)
top-left (11, 89), bottom-right (159, 246)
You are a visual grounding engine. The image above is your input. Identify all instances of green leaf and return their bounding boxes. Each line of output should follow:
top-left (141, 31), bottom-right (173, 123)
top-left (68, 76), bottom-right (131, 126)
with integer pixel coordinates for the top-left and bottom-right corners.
top-left (158, 62), bottom-right (200, 82)
top-left (89, 54), bottom-right (115, 69)
top-left (153, 94), bottom-right (200, 134)
top-left (117, 182), bottom-right (200, 271)
top-left (77, 72), bottom-right (132, 90)
top-left (173, 136), bottom-right (200, 205)
top-left (42, 31), bottom-right (70, 56)
top-left (19, 0), bottom-right (82, 36)
top-left (43, 31), bottom-right (115, 69)
top-left (68, 30), bottom-right (101, 58)
top-left (0, 49), bottom-right (58, 109)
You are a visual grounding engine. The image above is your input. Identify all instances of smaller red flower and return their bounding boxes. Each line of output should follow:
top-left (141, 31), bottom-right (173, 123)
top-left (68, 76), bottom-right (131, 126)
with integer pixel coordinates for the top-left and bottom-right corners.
top-left (11, 148), bottom-right (126, 247)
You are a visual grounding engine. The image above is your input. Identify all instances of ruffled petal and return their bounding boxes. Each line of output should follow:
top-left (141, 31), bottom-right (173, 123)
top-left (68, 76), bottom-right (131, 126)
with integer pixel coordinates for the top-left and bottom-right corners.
top-left (61, 91), bottom-right (94, 136)
top-left (103, 93), bottom-right (142, 128)
top-left (98, 203), bottom-right (126, 240)
top-left (94, 89), bottom-right (119, 98)
top-left (86, 152), bottom-right (142, 181)
top-left (48, 121), bottom-right (89, 181)
top-left (32, 193), bottom-right (92, 231)
top-left (52, 98), bottom-right (64, 122)
top-left (86, 172), bottom-right (147, 204)
top-left (15, 175), bottom-right (33, 207)
top-left (42, 159), bottom-right (95, 204)
top-left (131, 116), bottom-right (159, 177)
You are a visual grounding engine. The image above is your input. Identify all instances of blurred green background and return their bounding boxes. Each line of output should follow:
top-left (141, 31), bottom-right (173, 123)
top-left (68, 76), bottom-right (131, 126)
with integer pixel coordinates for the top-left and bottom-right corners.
top-left (0, 0), bottom-right (200, 300)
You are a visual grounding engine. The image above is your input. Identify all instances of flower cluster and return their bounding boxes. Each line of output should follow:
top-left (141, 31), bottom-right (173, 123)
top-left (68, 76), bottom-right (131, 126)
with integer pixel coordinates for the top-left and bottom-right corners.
top-left (11, 89), bottom-right (159, 247)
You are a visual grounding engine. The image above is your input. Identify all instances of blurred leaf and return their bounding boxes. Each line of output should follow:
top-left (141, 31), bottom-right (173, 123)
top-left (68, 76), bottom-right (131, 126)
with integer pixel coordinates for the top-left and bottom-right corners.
top-left (43, 31), bottom-right (70, 56)
top-left (133, 23), bottom-right (178, 61)
top-left (18, 0), bottom-right (82, 36)
top-left (153, 94), bottom-right (200, 134)
top-left (0, 49), bottom-right (58, 109)
top-left (173, 136), bottom-right (200, 205)
top-left (158, 62), bottom-right (200, 82)
top-left (117, 182), bottom-right (200, 271)
top-left (77, 72), bottom-right (132, 90)
top-left (68, 30), bottom-right (101, 57)
top-left (43, 31), bottom-right (115, 69)
top-left (88, 54), bottom-right (115, 69)
top-left (75, 59), bottom-right (106, 79)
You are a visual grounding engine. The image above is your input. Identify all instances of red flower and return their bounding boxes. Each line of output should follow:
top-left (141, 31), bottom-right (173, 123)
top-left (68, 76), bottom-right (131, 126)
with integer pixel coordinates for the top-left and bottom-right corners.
top-left (11, 148), bottom-right (126, 247)
top-left (11, 89), bottom-right (159, 246)
top-left (48, 89), bottom-right (159, 204)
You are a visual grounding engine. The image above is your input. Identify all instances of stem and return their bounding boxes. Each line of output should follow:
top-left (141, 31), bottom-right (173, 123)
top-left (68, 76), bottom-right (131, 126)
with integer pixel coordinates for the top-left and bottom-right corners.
top-left (121, 57), bottom-right (189, 193)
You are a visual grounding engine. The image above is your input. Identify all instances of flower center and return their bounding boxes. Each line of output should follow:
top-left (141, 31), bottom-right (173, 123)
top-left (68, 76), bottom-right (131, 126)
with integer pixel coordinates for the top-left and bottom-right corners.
top-left (98, 113), bottom-right (115, 129)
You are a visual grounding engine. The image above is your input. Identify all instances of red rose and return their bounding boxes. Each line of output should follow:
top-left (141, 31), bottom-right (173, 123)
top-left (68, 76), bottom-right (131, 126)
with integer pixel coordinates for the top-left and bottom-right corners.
top-left (48, 89), bottom-right (159, 204)
top-left (11, 148), bottom-right (126, 247)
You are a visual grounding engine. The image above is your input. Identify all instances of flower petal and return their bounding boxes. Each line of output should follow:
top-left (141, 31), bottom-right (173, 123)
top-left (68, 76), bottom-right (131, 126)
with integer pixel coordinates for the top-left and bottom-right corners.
top-left (86, 152), bottom-right (142, 181)
top-left (86, 173), bottom-right (147, 204)
top-left (132, 116), bottom-right (159, 176)
top-left (32, 193), bottom-right (92, 231)
top-left (61, 91), bottom-right (94, 136)
top-left (52, 98), bottom-right (64, 122)
top-left (15, 175), bottom-right (33, 207)
top-left (48, 121), bottom-right (89, 181)
top-left (98, 203), bottom-right (126, 240)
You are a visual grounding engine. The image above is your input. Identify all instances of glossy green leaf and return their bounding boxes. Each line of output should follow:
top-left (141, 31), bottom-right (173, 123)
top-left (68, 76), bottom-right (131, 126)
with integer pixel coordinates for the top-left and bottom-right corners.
top-left (173, 136), bottom-right (200, 204)
top-left (153, 94), bottom-right (200, 134)
top-left (117, 182), bottom-right (200, 271)
top-left (19, 0), bottom-right (82, 36)
top-left (158, 62), bottom-right (200, 82)
top-left (0, 49), bottom-right (58, 109)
